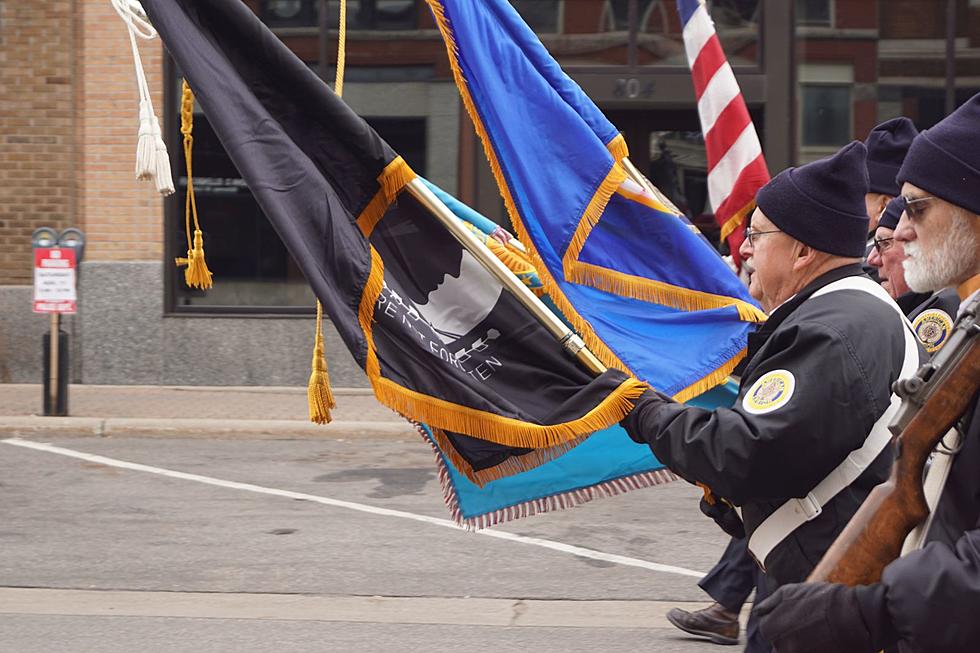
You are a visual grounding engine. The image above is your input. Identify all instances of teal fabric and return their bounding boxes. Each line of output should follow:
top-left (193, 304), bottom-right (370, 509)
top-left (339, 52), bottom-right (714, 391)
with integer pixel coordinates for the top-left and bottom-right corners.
top-left (422, 380), bottom-right (738, 521)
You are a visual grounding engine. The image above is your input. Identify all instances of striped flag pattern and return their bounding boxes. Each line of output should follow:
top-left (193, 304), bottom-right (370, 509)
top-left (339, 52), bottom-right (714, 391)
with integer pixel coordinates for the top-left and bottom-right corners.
top-left (677, 0), bottom-right (769, 260)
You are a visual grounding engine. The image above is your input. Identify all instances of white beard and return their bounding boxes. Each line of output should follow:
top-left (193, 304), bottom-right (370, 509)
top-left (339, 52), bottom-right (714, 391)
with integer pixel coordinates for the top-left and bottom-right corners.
top-left (903, 209), bottom-right (978, 292)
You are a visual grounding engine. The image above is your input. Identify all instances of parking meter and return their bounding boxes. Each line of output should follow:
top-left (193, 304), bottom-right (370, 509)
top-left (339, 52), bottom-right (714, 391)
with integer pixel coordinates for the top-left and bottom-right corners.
top-left (32, 227), bottom-right (59, 249)
top-left (57, 228), bottom-right (86, 263)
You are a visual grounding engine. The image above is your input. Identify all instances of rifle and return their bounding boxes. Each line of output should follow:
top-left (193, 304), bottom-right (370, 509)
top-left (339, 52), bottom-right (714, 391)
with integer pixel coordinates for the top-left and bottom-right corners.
top-left (808, 295), bottom-right (980, 586)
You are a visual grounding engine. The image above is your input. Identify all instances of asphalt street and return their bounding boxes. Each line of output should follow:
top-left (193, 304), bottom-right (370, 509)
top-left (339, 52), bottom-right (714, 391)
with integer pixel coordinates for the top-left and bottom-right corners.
top-left (0, 433), bottom-right (747, 652)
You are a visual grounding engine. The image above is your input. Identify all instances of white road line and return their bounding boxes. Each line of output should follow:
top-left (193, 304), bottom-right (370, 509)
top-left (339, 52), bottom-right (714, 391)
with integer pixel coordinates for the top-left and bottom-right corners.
top-left (2, 437), bottom-right (704, 579)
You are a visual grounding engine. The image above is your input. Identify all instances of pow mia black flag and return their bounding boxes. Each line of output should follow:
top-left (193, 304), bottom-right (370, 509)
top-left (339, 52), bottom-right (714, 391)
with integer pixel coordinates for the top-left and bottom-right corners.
top-left (140, 0), bottom-right (645, 454)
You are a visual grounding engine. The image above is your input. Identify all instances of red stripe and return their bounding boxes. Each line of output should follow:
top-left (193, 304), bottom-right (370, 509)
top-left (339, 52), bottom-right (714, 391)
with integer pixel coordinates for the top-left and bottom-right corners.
top-left (713, 155), bottom-right (770, 225)
top-left (690, 35), bottom-right (726, 101)
top-left (703, 98), bottom-right (753, 169)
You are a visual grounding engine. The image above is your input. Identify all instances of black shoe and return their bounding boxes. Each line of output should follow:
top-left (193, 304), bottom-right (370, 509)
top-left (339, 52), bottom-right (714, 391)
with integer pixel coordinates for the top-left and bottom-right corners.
top-left (666, 602), bottom-right (740, 645)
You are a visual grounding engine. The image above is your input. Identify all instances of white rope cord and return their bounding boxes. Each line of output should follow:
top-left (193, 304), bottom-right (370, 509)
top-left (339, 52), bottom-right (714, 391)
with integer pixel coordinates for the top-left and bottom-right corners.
top-left (111, 0), bottom-right (174, 195)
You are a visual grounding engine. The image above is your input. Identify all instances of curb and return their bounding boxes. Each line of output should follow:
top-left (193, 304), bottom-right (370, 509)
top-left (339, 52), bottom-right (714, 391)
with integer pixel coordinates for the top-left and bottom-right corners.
top-left (0, 416), bottom-right (418, 440)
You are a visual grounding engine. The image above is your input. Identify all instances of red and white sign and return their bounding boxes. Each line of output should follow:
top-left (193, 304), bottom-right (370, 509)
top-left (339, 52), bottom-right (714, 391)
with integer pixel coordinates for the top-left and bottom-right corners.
top-left (33, 247), bottom-right (77, 314)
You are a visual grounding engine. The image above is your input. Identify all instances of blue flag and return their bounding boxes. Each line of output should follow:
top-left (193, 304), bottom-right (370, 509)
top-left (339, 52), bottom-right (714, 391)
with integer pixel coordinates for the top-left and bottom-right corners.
top-left (427, 0), bottom-right (765, 400)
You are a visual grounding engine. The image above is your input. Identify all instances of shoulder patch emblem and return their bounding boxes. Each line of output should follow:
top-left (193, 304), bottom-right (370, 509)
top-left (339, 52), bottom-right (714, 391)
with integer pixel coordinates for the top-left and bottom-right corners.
top-left (742, 370), bottom-right (796, 415)
top-left (912, 309), bottom-right (953, 353)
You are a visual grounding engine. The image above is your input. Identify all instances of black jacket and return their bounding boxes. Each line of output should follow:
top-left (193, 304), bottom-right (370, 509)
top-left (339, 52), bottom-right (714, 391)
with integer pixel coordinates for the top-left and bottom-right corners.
top-left (622, 264), bottom-right (924, 584)
top-left (907, 288), bottom-right (960, 322)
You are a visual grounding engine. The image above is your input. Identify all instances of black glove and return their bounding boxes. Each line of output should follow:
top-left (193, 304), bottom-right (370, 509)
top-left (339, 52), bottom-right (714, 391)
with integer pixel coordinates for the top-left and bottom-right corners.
top-left (756, 582), bottom-right (893, 653)
top-left (699, 494), bottom-right (745, 539)
top-left (620, 388), bottom-right (669, 444)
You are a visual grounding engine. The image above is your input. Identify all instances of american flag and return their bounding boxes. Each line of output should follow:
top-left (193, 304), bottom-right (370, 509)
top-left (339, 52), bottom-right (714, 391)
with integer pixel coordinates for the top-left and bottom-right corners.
top-left (677, 0), bottom-right (769, 262)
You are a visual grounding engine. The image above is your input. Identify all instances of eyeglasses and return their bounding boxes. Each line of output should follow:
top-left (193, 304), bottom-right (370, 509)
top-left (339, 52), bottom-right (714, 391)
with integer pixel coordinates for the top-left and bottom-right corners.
top-left (901, 195), bottom-right (936, 221)
top-left (873, 236), bottom-right (895, 254)
top-left (743, 226), bottom-right (782, 246)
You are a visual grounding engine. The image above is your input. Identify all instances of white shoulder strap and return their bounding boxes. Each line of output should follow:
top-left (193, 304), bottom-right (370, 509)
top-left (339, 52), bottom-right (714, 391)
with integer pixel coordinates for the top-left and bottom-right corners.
top-left (748, 275), bottom-right (920, 570)
top-left (901, 427), bottom-right (963, 554)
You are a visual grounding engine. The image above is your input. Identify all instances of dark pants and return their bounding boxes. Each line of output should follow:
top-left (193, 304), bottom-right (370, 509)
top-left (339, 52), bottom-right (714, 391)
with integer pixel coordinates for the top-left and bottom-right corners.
top-left (699, 536), bottom-right (774, 653)
top-left (699, 536), bottom-right (756, 612)
top-left (745, 565), bottom-right (775, 653)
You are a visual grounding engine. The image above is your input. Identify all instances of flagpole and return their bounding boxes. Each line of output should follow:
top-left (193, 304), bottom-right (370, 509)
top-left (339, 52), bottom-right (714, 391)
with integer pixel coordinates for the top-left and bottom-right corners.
top-left (405, 178), bottom-right (607, 376)
top-left (620, 156), bottom-right (682, 215)
top-left (621, 156), bottom-right (703, 236)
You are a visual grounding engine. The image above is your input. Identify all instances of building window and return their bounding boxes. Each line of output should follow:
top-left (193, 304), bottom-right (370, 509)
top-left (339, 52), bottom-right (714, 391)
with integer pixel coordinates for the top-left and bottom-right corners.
top-left (795, 0), bottom-right (831, 27)
top-left (510, 0), bottom-right (561, 34)
top-left (327, 0), bottom-right (417, 30)
top-left (166, 73), bottom-right (427, 313)
top-left (261, 0), bottom-right (317, 27)
top-left (260, 0), bottom-right (419, 30)
top-left (800, 84), bottom-right (851, 147)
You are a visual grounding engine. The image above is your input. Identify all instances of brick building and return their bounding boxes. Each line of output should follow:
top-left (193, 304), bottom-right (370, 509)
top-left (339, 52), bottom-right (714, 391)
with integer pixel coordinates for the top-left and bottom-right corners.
top-left (1, 0), bottom-right (978, 387)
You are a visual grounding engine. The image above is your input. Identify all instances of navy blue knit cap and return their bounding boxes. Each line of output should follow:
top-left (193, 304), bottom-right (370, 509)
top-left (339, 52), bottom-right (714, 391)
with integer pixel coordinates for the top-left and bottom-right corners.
top-left (898, 92), bottom-right (980, 216)
top-left (864, 117), bottom-right (918, 196)
top-left (876, 196), bottom-right (905, 231)
top-left (756, 141), bottom-right (870, 258)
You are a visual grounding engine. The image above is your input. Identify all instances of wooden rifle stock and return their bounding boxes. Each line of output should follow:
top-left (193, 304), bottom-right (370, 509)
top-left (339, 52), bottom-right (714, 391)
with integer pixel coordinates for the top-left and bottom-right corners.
top-left (808, 298), bottom-right (980, 586)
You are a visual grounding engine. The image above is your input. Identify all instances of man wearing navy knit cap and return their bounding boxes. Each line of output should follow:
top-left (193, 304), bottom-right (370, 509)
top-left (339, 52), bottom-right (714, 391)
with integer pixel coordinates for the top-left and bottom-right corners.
top-left (867, 197), bottom-right (959, 349)
top-left (862, 117), bottom-right (919, 282)
top-left (622, 141), bottom-right (924, 652)
top-left (865, 117), bottom-right (919, 231)
top-left (758, 93), bottom-right (980, 653)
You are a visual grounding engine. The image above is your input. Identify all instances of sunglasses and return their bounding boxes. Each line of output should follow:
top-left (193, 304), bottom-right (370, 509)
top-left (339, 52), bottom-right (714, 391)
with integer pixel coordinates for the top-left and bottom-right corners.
top-left (900, 195), bottom-right (936, 221)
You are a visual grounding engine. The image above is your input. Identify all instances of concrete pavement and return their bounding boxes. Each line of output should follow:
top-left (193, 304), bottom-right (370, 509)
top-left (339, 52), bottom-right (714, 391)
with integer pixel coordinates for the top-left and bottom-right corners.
top-left (0, 383), bottom-right (416, 439)
top-left (0, 434), bottom-right (740, 652)
top-left (0, 385), bottom-right (744, 650)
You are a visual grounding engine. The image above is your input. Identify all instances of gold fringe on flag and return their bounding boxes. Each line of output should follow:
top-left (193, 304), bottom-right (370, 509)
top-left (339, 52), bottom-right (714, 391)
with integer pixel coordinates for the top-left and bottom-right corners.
top-left (719, 198), bottom-right (757, 243)
top-left (606, 133), bottom-right (629, 162)
top-left (174, 80), bottom-right (213, 289)
top-left (561, 161), bottom-right (629, 279)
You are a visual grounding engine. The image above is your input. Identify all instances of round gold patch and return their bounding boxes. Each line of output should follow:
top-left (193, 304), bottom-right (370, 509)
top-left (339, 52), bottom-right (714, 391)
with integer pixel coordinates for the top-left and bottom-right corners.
top-left (912, 309), bottom-right (953, 353)
top-left (742, 370), bottom-right (796, 415)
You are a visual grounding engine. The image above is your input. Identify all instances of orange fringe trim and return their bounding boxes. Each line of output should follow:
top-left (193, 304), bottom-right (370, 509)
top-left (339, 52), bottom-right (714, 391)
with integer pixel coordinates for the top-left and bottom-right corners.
top-left (561, 162), bottom-right (629, 280)
top-left (567, 262), bottom-right (768, 323)
top-left (616, 184), bottom-right (675, 215)
top-left (358, 246), bottom-right (386, 381)
top-left (486, 237), bottom-right (537, 278)
top-left (429, 426), bottom-right (590, 488)
top-left (719, 198), bottom-right (756, 243)
top-left (356, 156), bottom-right (416, 237)
top-left (371, 375), bottom-right (647, 449)
top-left (671, 348), bottom-right (746, 404)
top-left (606, 133), bottom-right (629, 162)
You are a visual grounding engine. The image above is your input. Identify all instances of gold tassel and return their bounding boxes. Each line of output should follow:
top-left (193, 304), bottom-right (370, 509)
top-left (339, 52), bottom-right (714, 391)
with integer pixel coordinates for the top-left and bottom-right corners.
top-left (175, 80), bottom-right (213, 290)
top-left (308, 302), bottom-right (336, 424)
top-left (307, 0), bottom-right (348, 424)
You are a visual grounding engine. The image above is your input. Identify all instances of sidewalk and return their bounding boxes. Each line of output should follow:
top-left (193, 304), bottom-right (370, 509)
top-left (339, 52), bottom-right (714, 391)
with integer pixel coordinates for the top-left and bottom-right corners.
top-left (0, 384), bottom-right (416, 439)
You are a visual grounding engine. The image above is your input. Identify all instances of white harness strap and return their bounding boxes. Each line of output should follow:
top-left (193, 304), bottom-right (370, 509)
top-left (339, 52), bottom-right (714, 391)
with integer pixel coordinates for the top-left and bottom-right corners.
top-left (901, 427), bottom-right (963, 555)
top-left (747, 276), bottom-right (920, 570)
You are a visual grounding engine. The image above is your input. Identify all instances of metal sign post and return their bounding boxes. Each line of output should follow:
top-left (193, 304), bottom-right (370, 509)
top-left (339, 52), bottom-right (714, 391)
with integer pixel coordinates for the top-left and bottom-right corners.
top-left (32, 227), bottom-right (85, 416)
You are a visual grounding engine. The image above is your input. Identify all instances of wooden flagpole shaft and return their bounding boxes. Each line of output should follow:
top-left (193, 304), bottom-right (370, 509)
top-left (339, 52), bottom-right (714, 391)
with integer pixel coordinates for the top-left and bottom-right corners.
top-left (406, 178), bottom-right (606, 376)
